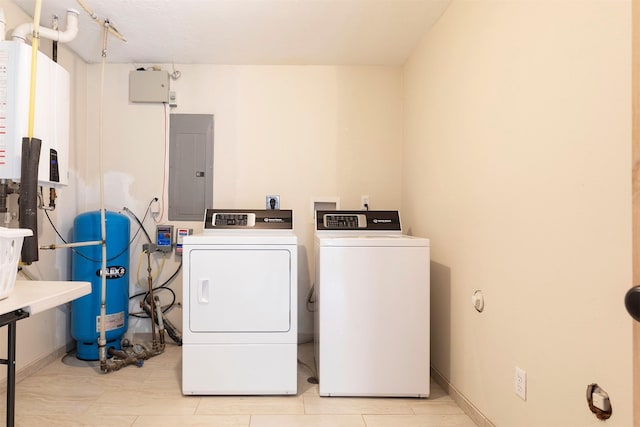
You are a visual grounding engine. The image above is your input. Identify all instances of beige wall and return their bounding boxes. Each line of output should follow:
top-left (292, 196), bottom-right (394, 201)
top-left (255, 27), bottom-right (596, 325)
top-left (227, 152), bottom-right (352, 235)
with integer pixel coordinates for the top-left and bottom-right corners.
top-left (403, 1), bottom-right (632, 426)
top-left (81, 63), bottom-right (404, 338)
top-left (4, 2), bottom-right (634, 424)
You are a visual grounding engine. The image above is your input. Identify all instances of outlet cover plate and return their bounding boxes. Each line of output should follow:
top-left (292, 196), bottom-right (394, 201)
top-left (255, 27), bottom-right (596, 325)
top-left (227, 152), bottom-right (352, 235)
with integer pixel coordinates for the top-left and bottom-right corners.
top-left (266, 195), bottom-right (280, 210)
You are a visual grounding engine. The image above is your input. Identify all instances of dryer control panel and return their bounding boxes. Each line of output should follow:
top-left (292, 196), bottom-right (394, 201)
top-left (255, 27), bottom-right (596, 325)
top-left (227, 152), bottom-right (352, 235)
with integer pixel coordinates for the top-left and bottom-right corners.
top-left (214, 213), bottom-right (256, 227)
top-left (204, 209), bottom-right (293, 230)
top-left (316, 210), bottom-right (402, 231)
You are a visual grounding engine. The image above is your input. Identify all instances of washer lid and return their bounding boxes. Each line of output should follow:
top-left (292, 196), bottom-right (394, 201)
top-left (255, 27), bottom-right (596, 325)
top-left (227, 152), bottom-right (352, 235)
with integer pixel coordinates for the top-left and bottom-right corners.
top-left (317, 234), bottom-right (429, 247)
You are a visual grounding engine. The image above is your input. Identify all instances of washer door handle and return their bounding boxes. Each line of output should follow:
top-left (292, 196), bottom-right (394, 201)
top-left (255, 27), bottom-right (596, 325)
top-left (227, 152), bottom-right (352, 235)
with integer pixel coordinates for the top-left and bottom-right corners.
top-left (198, 278), bottom-right (209, 304)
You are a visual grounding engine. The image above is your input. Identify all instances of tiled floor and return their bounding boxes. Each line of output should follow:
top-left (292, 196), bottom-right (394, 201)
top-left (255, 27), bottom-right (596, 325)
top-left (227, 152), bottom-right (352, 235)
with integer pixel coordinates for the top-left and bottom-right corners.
top-left (1, 342), bottom-right (477, 426)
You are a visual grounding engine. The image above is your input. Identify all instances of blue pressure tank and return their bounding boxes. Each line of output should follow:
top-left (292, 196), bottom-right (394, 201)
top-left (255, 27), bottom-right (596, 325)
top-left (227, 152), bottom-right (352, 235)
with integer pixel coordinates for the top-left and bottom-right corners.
top-left (71, 210), bottom-right (130, 360)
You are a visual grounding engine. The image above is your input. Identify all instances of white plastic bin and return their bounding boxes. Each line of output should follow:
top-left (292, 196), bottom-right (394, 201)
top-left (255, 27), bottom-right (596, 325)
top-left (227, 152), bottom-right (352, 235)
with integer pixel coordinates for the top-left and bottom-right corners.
top-left (0, 227), bottom-right (32, 300)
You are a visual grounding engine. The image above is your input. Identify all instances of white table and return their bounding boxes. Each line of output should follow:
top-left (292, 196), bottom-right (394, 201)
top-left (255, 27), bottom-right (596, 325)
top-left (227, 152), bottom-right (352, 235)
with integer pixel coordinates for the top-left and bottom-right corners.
top-left (0, 280), bottom-right (91, 427)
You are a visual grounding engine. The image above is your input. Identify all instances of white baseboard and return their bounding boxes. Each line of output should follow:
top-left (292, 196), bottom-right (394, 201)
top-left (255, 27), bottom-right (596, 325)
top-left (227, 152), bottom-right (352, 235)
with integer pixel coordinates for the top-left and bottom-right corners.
top-left (431, 367), bottom-right (496, 427)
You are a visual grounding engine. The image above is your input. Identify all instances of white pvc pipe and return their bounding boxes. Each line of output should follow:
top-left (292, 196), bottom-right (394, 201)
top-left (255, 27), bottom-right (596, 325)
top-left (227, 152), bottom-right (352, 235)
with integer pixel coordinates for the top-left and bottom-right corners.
top-left (12, 9), bottom-right (79, 43)
top-left (98, 23), bottom-right (108, 369)
top-left (39, 240), bottom-right (102, 249)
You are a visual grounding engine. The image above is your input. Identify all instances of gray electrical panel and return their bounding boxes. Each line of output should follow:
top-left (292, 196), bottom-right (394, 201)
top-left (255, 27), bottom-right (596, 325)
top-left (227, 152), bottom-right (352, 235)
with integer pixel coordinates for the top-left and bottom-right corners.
top-left (129, 70), bottom-right (170, 103)
top-left (168, 114), bottom-right (214, 221)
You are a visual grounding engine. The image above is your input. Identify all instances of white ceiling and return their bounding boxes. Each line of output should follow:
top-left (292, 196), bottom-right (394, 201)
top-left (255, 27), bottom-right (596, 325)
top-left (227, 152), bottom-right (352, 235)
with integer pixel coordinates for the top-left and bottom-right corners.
top-left (9, 0), bottom-right (450, 66)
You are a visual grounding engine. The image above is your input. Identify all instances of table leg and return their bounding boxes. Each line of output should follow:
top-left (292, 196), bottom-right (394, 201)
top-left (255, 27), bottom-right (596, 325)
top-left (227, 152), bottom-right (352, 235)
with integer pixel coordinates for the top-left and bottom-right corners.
top-left (0, 309), bottom-right (30, 427)
top-left (6, 320), bottom-right (16, 427)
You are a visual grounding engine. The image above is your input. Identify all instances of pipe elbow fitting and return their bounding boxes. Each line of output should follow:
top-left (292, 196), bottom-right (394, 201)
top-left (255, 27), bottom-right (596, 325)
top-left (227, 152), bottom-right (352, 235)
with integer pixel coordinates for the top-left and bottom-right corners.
top-left (12, 8), bottom-right (79, 43)
top-left (11, 22), bottom-right (31, 42)
top-left (54, 9), bottom-right (79, 43)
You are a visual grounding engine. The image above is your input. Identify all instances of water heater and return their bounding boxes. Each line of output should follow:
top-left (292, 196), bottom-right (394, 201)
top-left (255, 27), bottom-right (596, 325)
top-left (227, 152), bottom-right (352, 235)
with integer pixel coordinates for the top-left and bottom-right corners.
top-left (0, 40), bottom-right (69, 187)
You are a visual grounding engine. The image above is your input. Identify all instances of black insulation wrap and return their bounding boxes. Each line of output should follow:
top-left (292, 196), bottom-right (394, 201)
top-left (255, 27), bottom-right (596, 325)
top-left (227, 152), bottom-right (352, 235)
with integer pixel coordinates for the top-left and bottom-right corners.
top-left (19, 137), bottom-right (42, 263)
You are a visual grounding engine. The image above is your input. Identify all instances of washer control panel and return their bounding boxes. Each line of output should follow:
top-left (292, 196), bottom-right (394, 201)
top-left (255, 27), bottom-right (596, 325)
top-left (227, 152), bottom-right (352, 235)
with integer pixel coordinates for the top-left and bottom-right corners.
top-left (323, 214), bottom-right (366, 229)
top-left (316, 210), bottom-right (402, 231)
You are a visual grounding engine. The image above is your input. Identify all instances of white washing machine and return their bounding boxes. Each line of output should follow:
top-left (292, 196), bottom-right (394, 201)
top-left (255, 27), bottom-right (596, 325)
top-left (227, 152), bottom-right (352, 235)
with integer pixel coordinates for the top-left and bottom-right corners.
top-left (314, 210), bottom-right (430, 397)
top-left (182, 209), bottom-right (297, 395)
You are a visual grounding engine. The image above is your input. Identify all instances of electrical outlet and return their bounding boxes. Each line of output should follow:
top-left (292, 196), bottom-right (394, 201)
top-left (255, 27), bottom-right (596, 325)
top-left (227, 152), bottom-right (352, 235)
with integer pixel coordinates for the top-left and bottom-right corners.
top-left (150, 197), bottom-right (160, 217)
top-left (592, 390), bottom-right (611, 411)
top-left (266, 195), bottom-right (280, 210)
top-left (361, 195), bottom-right (370, 210)
top-left (515, 367), bottom-right (526, 401)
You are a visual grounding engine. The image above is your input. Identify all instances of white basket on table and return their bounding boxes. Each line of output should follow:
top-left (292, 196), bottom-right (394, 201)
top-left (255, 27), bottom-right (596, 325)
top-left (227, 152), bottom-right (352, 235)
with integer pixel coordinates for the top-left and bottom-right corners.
top-left (0, 227), bottom-right (33, 300)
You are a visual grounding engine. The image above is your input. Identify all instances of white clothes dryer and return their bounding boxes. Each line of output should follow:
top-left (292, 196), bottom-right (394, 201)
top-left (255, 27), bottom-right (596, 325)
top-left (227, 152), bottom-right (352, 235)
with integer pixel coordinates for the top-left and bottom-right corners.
top-left (314, 210), bottom-right (430, 397)
top-left (182, 209), bottom-right (297, 395)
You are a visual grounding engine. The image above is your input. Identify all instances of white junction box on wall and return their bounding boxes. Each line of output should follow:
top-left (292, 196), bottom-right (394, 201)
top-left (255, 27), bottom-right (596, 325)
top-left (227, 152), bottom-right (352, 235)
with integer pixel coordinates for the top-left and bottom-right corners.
top-left (0, 40), bottom-right (70, 187)
top-left (129, 70), bottom-right (170, 103)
